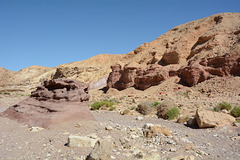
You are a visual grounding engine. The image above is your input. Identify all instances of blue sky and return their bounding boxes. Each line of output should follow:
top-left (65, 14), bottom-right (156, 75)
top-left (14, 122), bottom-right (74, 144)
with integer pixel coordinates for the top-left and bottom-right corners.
top-left (1, 0), bottom-right (240, 71)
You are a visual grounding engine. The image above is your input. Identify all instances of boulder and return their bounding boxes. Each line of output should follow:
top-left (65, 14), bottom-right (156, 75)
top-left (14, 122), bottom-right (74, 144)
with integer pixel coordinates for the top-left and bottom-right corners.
top-left (67, 135), bottom-right (99, 148)
top-left (1, 78), bottom-right (95, 127)
top-left (195, 109), bottom-right (235, 128)
top-left (86, 138), bottom-right (113, 160)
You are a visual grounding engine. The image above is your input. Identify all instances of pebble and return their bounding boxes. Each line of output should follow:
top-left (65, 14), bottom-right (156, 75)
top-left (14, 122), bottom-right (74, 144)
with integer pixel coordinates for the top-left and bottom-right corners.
top-left (105, 126), bottom-right (114, 131)
top-left (136, 116), bottom-right (144, 121)
top-left (169, 147), bottom-right (177, 152)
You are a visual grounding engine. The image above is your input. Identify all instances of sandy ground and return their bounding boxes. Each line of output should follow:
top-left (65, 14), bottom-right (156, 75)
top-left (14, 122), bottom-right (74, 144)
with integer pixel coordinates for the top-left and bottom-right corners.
top-left (0, 94), bottom-right (240, 160)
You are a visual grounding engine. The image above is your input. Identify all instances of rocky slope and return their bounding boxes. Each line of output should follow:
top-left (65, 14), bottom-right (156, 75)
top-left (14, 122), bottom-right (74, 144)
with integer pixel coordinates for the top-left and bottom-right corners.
top-left (0, 12), bottom-right (239, 94)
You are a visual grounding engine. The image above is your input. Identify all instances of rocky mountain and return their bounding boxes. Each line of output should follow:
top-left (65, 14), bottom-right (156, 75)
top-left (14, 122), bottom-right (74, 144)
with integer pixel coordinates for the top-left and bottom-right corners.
top-left (0, 12), bottom-right (239, 94)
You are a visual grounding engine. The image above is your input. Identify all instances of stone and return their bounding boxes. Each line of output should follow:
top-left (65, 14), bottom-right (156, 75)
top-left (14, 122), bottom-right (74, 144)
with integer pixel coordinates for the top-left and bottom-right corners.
top-left (233, 122), bottom-right (240, 127)
top-left (136, 116), bottom-right (144, 121)
top-left (28, 127), bottom-right (44, 132)
top-left (143, 124), bottom-right (171, 138)
top-left (2, 78), bottom-right (95, 127)
top-left (86, 138), bottom-right (113, 160)
top-left (177, 117), bottom-right (187, 124)
top-left (195, 109), bottom-right (235, 128)
top-left (105, 126), bottom-right (114, 131)
top-left (67, 135), bottom-right (99, 148)
top-left (187, 117), bottom-right (198, 127)
top-left (121, 109), bottom-right (131, 115)
top-left (169, 147), bottom-right (177, 152)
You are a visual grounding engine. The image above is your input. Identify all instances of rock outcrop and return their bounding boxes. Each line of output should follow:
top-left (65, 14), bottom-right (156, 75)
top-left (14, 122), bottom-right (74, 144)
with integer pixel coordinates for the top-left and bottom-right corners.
top-left (107, 64), bottom-right (179, 90)
top-left (179, 52), bottom-right (240, 86)
top-left (1, 79), bottom-right (95, 127)
top-left (195, 109), bottom-right (235, 128)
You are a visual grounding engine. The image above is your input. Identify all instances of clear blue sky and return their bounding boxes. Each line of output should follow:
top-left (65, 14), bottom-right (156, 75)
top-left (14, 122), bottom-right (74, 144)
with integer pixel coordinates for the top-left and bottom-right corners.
top-left (1, 0), bottom-right (240, 71)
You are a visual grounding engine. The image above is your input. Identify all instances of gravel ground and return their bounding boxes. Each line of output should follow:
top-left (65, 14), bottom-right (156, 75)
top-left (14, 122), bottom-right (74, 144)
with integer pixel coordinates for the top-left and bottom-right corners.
top-left (0, 95), bottom-right (240, 160)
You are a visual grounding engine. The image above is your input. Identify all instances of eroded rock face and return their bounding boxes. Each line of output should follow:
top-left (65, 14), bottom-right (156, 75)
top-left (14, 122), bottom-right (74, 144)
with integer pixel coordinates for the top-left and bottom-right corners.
top-left (108, 52), bottom-right (240, 90)
top-left (107, 64), bottom-right (179, 90)
top-left (179, 53), bottom-right (240, 86)
top-left (1, 79), bottom-right (95, 127)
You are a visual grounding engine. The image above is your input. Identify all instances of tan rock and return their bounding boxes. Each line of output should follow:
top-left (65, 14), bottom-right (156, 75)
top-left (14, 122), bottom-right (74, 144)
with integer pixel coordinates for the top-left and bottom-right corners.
top-left (87, 138), bottom-right (113, 160)
top-left (67, 135), bottom-right (99, 148)
top-left (143, 124), bottom-right (171, 138)
top-left (195, 109), bottom-right (235, 128)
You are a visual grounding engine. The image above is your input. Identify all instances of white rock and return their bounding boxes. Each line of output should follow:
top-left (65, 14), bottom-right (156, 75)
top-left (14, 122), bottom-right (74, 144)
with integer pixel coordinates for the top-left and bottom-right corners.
top-left (29, 127), bottom-right (44, 132)
top-left (169, 147), bottom-right (177, 152)
top-left (136, 116), bottom-right (144, 121)
top-left (67, 135), bottom-right (98, 148)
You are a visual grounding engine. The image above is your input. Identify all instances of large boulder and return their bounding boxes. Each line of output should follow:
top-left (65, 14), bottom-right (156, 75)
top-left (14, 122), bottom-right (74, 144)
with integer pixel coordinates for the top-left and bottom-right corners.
top-left (195, 109), bottom-right (235, 128)
top-left (86, 138), bottom-right (113, 160)
top-left (1, 79), bottom-right (95, 127)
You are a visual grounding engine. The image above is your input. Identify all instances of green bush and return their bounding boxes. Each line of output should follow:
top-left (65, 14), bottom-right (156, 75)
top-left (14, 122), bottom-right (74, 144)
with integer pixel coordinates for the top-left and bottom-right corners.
top-left (152, 101), bottom-right (160, 108)
top-left (231, 106), bottom-right (240, 117)
top-left (109, 106), bottom-right (116, 111)
top-left (130, 106), bottom-right (135, 110)
top-left (3, 92), bottom-right (10, 95)
top-left (91, 100), bottom-right (115, 110)
top-left (215, 101), bottom-right (232, 111)
top-left (213, 106), bottom-right (222, 112)
top-left (156, 99), bottom-right (177, 119)
top-left (165, 107), bottom-right (180, 120)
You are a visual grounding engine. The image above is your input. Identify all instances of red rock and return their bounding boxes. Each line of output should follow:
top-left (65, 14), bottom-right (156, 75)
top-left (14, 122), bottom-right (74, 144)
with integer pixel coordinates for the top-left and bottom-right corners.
top-left (1, 79), bottom-right (95, 127)
top-left (179, 53), bottom-right (240, 86)
top-left (107, 64), bottom-right (179, 90)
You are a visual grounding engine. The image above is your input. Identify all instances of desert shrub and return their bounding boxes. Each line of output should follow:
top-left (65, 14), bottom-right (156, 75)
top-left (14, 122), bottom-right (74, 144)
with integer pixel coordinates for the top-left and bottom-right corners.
top-left (213, 106), bottom-right (222, 112)
top-left (165, 107), bottom-right (180, 120)
top-left (136, 101), bottom-right (156, 115)
top-left (156, 100), bottom-right (177, 119)
top-left (231, 106), bottom-right (240, 117)
top-left (215, 101), bottom-right (232, 111)
top-left (109, 106), bottom-right (116, 111)
top-left (3, 92), bottom-right (10, 95)
top-left (130, 106), bottom-right (135, 110)
top-left (152, 101), bottom-right (160, 108)
top-left (91, 100), bottom-right (115, 110)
